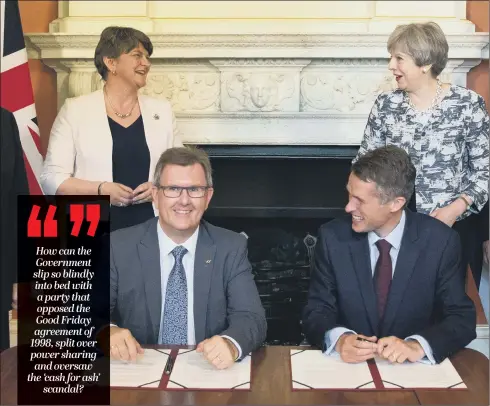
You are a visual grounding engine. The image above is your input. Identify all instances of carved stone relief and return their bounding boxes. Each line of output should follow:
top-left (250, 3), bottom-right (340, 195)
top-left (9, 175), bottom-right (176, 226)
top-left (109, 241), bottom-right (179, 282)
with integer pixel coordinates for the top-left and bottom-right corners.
top-left (140, 72), bottom-right (220, 112)
top-left (28, 29), bottom-right (487, 147)
top-left (300, 72), bottom-right (397, 113)
top-left (221, 72), bottom-right (297, 112)
top-left (299, 60), bottom-right (397, 113)
top-left (210, 59), bottom-right (309, 112)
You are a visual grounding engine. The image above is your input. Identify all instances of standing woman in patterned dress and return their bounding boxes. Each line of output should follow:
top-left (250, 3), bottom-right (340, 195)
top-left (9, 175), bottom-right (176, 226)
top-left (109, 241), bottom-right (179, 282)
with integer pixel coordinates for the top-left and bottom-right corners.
top-left (355, 22), bottom-right (489, 287)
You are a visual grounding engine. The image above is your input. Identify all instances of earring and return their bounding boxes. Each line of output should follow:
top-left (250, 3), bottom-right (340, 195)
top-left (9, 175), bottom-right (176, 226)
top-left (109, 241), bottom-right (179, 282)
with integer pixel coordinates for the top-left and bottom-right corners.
top-left (422, 69), bottom-right (427, 73)
top-left (112, 70), bottom-right (116, 75)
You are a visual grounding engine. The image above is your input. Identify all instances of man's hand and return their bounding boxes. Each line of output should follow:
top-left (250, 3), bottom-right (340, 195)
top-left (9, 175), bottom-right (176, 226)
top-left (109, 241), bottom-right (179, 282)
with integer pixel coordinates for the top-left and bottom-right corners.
top-left (377, 336), bottom-right (425, 363)
top-left (196, 335), bottom-right (237, 370)
top-left (335, 334), bottom-right (378, 363)
top-left (109, 326), bottom-right (144, 362)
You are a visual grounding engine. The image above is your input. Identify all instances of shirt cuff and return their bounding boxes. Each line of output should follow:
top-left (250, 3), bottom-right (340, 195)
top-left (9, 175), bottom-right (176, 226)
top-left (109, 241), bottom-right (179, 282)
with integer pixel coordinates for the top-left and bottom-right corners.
top-left (405, 335), bottom-right (436, 364)
top-left (221, 335), bottom-right (242, 360)
top-left (324, 327), bottom-right (356, 355)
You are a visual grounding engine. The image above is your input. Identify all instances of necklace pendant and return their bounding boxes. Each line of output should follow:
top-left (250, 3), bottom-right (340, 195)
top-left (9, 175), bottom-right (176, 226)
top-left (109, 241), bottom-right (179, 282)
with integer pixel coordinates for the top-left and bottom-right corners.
top-left (115, 111), bottom-right (131, 118)
top-left (104, 85), bottom-right (136, 119)
top-left (407, 79), bottom-right (443, 114)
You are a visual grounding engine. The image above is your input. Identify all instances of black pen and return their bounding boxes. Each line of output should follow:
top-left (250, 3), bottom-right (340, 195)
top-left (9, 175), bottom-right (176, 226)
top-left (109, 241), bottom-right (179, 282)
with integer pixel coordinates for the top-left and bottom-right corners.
top-left (164, 356), bottom-right (174, 375)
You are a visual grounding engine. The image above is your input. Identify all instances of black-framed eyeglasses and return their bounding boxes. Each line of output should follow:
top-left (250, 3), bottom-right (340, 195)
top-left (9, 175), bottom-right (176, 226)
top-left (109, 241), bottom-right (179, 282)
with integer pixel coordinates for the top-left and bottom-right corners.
top-left (156, 185), bottom-right (210, 198)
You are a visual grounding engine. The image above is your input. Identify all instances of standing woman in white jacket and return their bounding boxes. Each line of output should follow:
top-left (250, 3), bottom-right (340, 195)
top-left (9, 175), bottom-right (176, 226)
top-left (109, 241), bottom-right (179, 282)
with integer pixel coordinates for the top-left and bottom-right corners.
top-left (41, 26), bottom-right (183, 231)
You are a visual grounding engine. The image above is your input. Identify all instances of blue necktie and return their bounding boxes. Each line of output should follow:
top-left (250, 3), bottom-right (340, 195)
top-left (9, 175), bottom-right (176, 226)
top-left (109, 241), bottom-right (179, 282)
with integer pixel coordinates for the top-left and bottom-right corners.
top-left (159, 246), bottom-right (188, 344)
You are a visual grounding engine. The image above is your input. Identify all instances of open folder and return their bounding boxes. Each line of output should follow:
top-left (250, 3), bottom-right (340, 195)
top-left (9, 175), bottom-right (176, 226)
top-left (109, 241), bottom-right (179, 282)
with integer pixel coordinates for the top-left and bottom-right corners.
top-left (110, 348), bottom-right (171, 388)
top-left (290, 349), bottom-right (466, 390)
top-left (166, 349), bottom-right (251, 390)
top-left (109, 348), bottom-right (251, 390)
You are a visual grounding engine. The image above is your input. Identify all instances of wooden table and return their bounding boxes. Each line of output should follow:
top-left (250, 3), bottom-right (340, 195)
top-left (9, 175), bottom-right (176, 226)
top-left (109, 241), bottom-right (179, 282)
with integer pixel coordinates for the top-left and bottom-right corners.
top-left (1, 346), bottom-right (488, 405)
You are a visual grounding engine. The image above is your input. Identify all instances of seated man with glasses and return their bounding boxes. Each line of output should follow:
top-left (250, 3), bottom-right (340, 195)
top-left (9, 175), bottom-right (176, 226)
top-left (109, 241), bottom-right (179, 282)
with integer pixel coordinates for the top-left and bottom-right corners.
top-left (107, 147), bottom-right (266, 369)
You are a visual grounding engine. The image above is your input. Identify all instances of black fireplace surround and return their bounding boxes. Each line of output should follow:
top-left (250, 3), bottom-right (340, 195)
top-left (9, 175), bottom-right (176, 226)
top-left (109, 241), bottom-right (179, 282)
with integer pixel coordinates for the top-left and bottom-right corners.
top-left (200, 145), bottom-right (358, 345)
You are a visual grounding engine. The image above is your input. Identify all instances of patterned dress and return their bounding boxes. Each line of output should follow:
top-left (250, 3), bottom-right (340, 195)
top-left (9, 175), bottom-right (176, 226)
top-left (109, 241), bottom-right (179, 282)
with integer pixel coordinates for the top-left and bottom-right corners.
top-left (355, 85), bottom-right (489, 219)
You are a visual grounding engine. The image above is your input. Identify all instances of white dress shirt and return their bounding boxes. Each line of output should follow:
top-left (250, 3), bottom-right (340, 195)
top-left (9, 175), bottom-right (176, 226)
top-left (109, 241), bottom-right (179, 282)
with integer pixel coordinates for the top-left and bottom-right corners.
top-left (156, 222), bottom-right (242, 357)
top-left (325, 211), bottom-right (436, 364)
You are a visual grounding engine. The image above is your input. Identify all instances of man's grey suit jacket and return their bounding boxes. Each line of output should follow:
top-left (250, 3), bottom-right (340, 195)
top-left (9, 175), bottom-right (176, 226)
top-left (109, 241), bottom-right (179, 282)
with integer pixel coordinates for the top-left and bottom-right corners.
top-left (109, 217), bottom-right (267, 356)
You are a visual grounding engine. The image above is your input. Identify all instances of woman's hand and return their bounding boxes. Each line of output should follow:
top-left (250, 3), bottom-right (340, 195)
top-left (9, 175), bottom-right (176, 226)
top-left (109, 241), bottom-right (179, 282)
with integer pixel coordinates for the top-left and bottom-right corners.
top-left (132, 181), bottom-right (153, 204)
top-left (101, 182), bottom-right (133, 207)
top-left (430, 199), bottom-right (466, 227)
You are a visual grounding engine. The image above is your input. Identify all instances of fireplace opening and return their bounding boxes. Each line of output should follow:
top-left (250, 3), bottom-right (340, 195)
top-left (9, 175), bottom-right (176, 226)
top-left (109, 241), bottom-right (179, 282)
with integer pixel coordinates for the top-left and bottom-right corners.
top-left (204, 216), bottom-right (327, 345)
top-left (201, 145), bottom-right (357, 345)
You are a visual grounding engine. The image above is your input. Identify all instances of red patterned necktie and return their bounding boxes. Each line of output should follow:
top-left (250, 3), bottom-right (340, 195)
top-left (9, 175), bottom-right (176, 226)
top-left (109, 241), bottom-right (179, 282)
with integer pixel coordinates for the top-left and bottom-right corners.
top-left (375, 239), bottom-right (392, 321)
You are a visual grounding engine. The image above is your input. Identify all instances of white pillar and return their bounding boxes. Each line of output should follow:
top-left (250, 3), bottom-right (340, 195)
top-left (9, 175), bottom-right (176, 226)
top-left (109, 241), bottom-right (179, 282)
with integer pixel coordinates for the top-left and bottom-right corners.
top-left (49, 0), bottom-right (153, 33)
top-left (369, 0), bottom-right (474, 33)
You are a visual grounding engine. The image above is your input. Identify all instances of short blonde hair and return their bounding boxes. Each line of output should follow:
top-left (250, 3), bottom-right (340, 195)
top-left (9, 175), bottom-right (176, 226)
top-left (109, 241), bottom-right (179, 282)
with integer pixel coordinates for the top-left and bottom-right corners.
top-left (387, 22), bottom-right (448, 78)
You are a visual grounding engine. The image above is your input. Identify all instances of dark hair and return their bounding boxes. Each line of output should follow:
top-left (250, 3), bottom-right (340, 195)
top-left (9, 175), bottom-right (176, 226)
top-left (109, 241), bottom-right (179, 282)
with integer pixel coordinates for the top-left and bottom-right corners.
top-left (153, 147), bottom-right (213, 187)
top-left (94, 26), bottom-right (153, 81)
top-left (352, 146), bottom-right (415, 206)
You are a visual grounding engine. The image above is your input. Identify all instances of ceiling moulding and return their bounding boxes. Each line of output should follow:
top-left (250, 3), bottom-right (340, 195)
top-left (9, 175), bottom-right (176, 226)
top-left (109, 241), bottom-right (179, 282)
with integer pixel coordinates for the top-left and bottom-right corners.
top-left (25, 33), bottom-right (489, 60)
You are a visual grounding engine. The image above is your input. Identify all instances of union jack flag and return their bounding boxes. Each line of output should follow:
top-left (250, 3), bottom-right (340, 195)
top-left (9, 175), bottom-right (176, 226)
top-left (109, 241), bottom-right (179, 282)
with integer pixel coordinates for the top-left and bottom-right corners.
top-left (0, 0), bottom-right (43, 194)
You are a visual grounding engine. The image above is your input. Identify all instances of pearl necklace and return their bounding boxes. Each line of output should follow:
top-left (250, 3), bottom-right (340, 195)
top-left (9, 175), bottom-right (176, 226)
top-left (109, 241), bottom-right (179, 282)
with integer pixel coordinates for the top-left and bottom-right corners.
top-left (406, 80), bottom-right (443, 114)
top-left (104, 86), bottom-right (137, 118)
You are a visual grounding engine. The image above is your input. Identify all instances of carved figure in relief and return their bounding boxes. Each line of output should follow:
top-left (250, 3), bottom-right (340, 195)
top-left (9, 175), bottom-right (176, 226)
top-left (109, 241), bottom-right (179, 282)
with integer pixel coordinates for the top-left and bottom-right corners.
top-left (225, 73), bottom-right (294, 111)
top-left (142, 73), bottom-right (219, 112)
top-left (300, 73), bottom-right (385, 112)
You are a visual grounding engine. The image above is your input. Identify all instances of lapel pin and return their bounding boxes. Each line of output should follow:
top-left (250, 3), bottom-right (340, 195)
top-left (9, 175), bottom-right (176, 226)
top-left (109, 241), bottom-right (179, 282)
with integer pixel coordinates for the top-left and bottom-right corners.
top-left (205, 260), bottom-right (212, 264)
top-left (153, 114), bottom-right (159, 120)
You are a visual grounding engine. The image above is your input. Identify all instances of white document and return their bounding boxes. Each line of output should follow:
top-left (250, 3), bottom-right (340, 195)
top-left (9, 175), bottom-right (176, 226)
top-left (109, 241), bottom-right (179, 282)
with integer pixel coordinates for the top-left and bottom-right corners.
top-left (375, 357), bottom-right (466, 389)
top-left (290, 349), bottom-right (375, 389)
top-left (167, 349), bottom-right (251, 390)
top-left (110, 348), bottom-right (170, 388)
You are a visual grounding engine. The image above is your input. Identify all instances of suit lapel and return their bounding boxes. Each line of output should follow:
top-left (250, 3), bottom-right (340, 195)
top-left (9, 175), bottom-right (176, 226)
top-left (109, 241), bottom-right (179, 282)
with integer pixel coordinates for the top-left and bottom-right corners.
top-left (381, 211), bottom-right (421, 336)
top-left (349, 234), bottom-right (379, 334)
top-left (193, 222), bottom-right (216, 343)
top-left (137, 218), bottom-right (162, 342)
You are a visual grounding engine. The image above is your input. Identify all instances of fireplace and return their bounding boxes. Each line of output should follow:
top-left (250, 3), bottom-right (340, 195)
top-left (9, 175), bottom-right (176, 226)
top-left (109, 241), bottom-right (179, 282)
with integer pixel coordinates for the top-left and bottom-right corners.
top-left (24, 6), bottom-right (488, 345)
top-left (201, 145), bottom-right (357, 345)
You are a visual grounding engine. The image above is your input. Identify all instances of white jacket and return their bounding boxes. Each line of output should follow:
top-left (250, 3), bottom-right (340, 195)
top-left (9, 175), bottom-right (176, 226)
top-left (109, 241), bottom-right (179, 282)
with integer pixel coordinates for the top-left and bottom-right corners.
top-left (41, 89), bottom-right (182, 196)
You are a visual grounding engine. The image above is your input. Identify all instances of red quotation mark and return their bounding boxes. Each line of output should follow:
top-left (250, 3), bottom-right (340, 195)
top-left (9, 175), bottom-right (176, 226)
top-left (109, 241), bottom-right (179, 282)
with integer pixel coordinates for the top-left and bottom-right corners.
top-left (26, 204), bottom-right (100, 238)
top-left (27, 205), bottom-right (58, 237)
top-left (69, 204), bottom-right (100, 237)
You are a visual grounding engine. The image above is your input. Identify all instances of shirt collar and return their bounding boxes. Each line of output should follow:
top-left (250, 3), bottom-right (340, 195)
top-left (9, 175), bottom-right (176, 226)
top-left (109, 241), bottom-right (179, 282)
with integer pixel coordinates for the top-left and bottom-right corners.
top-left (368, 210), bottom-right (406, 251)
top-left (156, 221), bottom-right (200, 258)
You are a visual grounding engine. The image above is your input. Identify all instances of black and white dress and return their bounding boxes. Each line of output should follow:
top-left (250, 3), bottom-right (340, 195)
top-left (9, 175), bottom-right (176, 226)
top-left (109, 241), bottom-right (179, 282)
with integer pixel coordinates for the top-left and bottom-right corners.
top-left (355, 85), bottom-right (489, 219)
top-left (355, 85), bottom-right (489, 287)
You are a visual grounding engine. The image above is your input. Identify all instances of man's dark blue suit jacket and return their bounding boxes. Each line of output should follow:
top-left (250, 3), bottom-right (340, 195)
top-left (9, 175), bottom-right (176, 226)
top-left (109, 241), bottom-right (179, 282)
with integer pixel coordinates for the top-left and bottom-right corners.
top-left (303, 209), bottom-right (476, 363)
